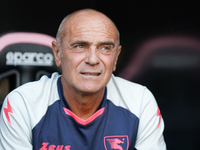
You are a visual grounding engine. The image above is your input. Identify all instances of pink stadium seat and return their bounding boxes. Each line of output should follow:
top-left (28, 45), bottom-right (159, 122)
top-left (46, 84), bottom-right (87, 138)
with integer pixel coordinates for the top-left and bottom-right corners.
top-left (0, 32), bottom-right (61, 108)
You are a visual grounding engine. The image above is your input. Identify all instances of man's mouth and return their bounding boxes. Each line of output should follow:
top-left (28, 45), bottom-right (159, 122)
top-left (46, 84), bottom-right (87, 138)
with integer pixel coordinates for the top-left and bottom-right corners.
top-left (81, 73), bottom-right (101, 76)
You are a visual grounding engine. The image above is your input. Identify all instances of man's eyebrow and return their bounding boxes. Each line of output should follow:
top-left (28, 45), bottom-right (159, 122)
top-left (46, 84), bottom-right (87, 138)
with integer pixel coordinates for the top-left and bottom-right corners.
top-left (98, 41), bottom-right (115, 46)
top-left (70, 41), bottom-right (90, 46)
top-left (69, 41), bottom-right (115, 47)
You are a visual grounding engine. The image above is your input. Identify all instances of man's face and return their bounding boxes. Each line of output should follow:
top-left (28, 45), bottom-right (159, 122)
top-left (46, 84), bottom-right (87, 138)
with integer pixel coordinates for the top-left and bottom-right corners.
top-left (54, 15), bottom-right (121, 94)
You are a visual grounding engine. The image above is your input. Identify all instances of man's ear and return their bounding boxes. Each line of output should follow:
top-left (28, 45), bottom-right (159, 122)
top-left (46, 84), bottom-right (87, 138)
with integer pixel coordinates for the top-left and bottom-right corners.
top-left (52, 41), bottom-right (61, 67)
top-left (113, 45), bottom-right (122, 72)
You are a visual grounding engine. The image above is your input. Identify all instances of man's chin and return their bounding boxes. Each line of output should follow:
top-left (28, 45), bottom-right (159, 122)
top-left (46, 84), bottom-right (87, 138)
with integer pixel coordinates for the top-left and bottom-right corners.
top-left (77, 85), bottom-right (105, 95)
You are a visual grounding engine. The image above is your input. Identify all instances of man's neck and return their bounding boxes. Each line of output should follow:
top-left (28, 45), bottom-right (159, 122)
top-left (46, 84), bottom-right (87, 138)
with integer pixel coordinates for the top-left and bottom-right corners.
top-left (62, 81), bottom-right (105, 120)
top-left (66, 92), bottom-right (104, 120)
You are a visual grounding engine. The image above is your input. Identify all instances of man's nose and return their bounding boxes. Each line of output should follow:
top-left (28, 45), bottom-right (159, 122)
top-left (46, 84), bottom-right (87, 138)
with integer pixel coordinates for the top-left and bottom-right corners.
top-left (85, 47), bottom-right (100, 65)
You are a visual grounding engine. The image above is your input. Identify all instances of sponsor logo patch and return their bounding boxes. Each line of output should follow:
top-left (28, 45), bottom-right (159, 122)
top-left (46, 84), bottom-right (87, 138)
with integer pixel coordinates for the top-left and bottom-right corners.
top-left (6, 52), bottom-right (53, 66)
top-left (39, 142), bottom-right (71, 150)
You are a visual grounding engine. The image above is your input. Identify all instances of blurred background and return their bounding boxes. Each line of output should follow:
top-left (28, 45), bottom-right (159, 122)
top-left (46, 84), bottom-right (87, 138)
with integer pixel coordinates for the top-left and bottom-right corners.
top-left (0, 0), bottom-right (200, 149)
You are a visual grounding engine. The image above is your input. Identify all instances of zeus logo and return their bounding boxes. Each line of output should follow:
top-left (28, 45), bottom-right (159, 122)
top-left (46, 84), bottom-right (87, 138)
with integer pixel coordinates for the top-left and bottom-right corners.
top-left (39, 142), bottom-right (71, 150)
top-left (6, 52), bottom-right (53, 66)
top-left (4, 98), bottom-right (13, 125)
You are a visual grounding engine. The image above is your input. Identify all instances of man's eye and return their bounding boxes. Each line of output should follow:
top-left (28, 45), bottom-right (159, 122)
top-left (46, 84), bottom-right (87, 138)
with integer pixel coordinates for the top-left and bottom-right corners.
top-left (72, 44), bottom-right (86, 53)
top-left (102, 46), bottom-right (110, 50)
top-left (99, 45), bottom-right (113, 54)
top-left (75, 45), bottom-right (84, 48)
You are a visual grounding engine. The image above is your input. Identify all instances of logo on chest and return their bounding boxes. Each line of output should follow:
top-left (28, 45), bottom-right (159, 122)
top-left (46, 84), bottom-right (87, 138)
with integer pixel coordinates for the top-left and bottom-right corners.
top-left (39, 142), bottom-right (71, 150)
top-left (104, 135), bottom-right (129, 150)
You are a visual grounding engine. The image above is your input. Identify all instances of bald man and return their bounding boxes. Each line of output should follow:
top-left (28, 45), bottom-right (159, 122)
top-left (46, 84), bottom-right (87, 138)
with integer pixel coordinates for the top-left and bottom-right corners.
top-left (0, 9), bottom-right (166, 150)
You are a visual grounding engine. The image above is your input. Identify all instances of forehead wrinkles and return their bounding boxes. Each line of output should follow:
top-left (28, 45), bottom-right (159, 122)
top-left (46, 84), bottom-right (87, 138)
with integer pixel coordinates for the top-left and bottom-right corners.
top-left (66, 14), bottom-right (119, 43)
